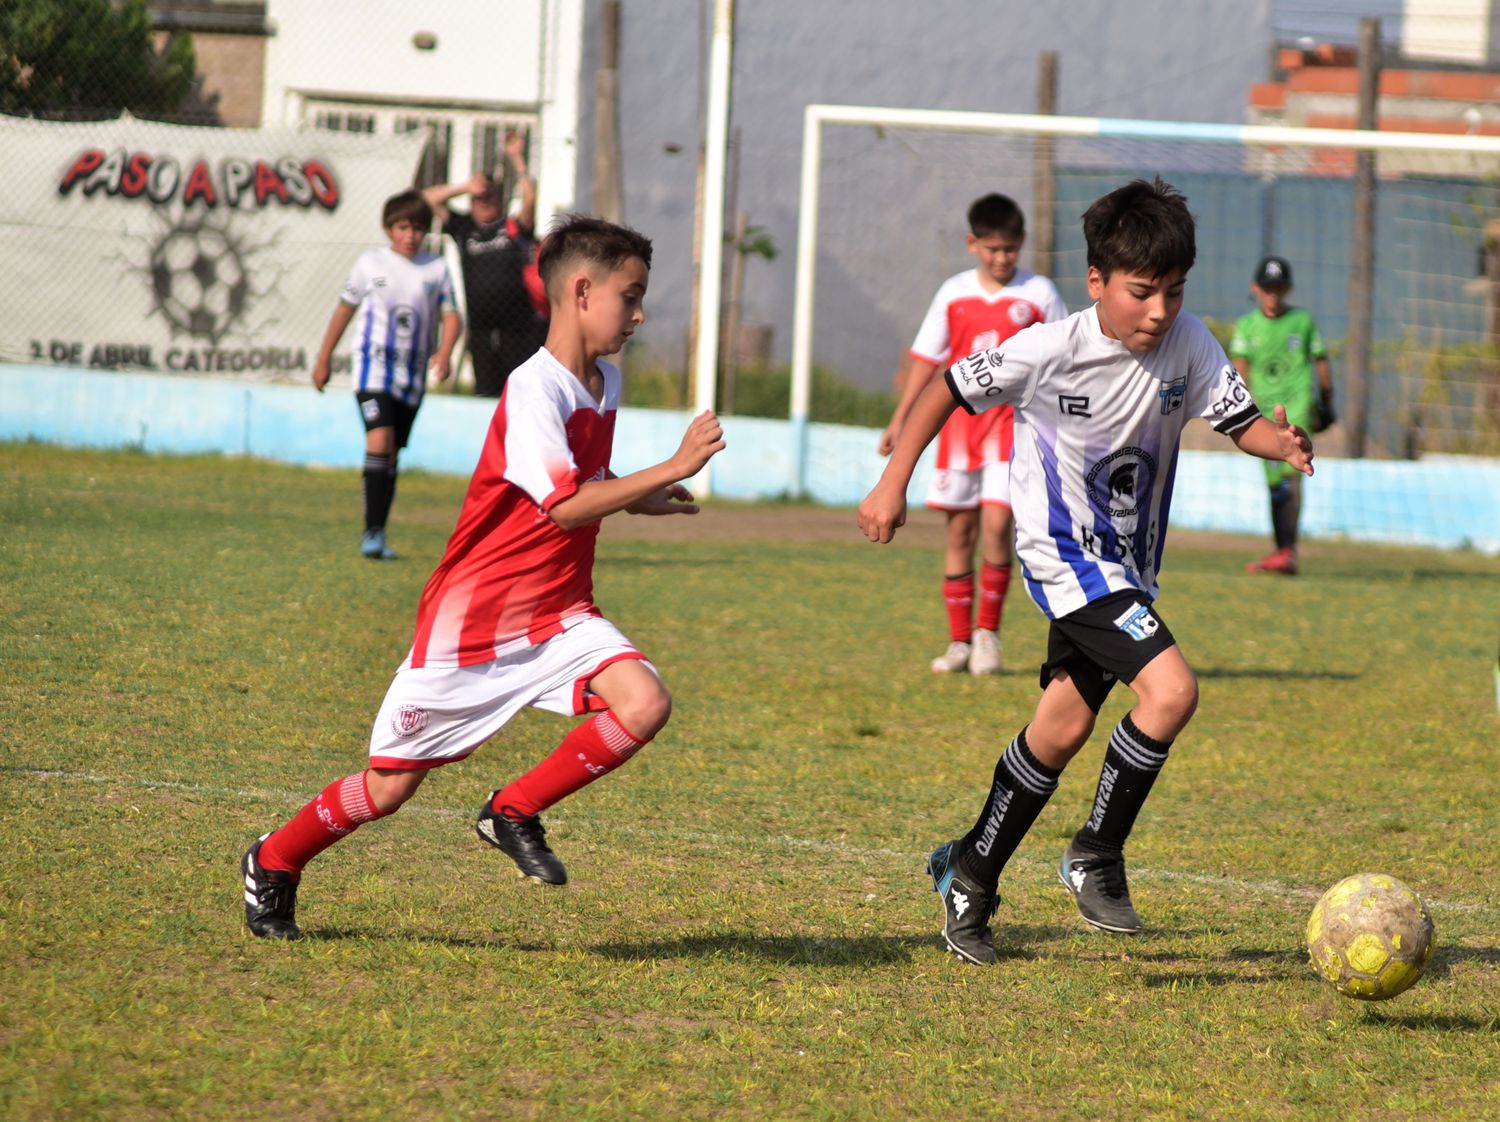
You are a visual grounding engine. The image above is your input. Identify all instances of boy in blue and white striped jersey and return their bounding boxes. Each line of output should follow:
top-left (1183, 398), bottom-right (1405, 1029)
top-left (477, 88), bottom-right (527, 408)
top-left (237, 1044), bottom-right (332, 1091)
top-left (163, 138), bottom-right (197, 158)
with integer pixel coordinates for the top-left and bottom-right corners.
top-left (313, 190), bottom-right (461, 560)
top-left (859, 178), bottom-right (1314, 965)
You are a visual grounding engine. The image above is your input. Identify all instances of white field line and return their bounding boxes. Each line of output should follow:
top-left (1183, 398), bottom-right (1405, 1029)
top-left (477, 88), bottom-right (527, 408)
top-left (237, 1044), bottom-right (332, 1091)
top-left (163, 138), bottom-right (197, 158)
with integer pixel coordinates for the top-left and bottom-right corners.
top-left (10, 767), bottom-right (1488, 919)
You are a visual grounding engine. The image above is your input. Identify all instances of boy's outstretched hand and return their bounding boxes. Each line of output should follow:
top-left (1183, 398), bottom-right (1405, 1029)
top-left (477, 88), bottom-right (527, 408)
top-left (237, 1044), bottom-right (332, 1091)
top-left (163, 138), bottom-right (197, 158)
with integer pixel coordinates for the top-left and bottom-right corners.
top-left (628, 483), bottom-right (700, 516)
top-left (1273, 403), bottom-right (1315, 477)
top-left (857, 481), bottom-right (907, 543)
top-left (672, 410), bottom-right (726, 478)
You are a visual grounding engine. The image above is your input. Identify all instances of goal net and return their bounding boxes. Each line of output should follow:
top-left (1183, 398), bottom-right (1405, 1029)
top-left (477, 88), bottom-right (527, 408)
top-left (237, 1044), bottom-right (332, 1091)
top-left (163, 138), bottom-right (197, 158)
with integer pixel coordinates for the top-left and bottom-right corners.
top-left (790, 106), bottom-right (1500, 551)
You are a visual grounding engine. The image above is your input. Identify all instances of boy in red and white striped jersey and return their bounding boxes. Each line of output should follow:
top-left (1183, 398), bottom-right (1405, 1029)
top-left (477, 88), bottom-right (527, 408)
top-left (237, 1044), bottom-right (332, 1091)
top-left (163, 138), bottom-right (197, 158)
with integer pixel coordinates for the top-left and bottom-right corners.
top-left (878, 194), bottom-right (1065, 676)
top-left (243, 215), bottom-right (725, 939)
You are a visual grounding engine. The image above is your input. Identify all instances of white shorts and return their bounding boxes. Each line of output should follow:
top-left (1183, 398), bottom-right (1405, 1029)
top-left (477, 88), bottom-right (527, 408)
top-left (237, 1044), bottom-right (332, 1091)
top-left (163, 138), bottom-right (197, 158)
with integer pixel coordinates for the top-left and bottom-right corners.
top-left (925, 462), bottom-right (1011, 511)
top-left (368, 616), bottom-right (654, 770)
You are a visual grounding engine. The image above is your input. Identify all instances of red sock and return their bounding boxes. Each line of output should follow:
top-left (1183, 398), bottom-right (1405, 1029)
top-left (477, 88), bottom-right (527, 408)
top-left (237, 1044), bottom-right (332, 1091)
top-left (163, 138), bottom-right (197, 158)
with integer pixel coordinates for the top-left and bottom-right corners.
top-left (942, 572), bottom-right (974, 643)
top-left (492, 712), bottom-right (648, 818)
top-left (977, 561), bottom-right (1012, 633)
top-left (258, 772), bottom-right (388, 874)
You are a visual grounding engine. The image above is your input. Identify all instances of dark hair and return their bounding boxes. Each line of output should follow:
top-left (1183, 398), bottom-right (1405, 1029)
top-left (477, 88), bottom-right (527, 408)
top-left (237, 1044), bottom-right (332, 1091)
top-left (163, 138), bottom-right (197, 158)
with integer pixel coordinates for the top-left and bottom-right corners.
top-left (537, 214), bottom-right (653, 300)
top-left (968, 193), bottom-right (1025, 239)
top-left (382, 189), bottom-right (433, 231)
top-left (1082, 177), bottom-right (1195, 280)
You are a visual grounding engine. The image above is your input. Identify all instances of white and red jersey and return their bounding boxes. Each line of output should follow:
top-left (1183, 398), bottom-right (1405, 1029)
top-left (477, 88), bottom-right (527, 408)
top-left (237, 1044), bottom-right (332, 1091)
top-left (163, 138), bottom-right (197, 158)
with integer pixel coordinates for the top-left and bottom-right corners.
top-left (407, 347), bottom-right (617, 668)
top-left (910, 268), bottom-right (1066, 471)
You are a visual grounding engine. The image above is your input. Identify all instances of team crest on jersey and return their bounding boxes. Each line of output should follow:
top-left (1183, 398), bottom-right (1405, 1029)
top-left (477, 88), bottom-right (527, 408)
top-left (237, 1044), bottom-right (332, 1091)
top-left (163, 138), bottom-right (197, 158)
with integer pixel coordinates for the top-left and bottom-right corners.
top-left (1159, 376), bottom-right (1187, 416)
top-left (1086, 447), bottom-right (1156, 518)
top-left (1008, 302), bottom-right (1035, 327)
top-left (1113, 601), bottom-right (1159, 641)
top-left (1286, 334), bottom-right (1302, 350)
top-left (392, 704), bottom-right (429, 738)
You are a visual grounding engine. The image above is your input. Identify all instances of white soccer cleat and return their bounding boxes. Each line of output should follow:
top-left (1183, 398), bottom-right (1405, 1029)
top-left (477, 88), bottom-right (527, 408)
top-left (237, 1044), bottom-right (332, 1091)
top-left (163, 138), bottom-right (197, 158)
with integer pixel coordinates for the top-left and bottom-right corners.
top-left (930, 640), bottom-right (972, 674)
top-left (969, 629), bottom-right (1002, 676)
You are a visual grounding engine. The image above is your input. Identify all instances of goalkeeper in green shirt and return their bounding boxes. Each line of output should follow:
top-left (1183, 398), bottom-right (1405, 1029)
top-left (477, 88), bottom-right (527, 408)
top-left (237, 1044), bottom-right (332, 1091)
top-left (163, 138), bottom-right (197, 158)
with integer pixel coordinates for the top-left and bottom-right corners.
top-left (1229, 256), bottom-right (1335, 575)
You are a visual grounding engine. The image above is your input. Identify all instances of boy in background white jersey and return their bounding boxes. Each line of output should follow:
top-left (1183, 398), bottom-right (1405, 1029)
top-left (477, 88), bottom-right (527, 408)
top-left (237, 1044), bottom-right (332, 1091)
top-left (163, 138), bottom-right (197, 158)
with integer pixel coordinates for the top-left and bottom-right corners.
top-left (878, 194), bottom-right (1066, 676)
top-left (859, 179), bottom-right (1314, 965)
top-left (312, 189), bottom-right (462, 561)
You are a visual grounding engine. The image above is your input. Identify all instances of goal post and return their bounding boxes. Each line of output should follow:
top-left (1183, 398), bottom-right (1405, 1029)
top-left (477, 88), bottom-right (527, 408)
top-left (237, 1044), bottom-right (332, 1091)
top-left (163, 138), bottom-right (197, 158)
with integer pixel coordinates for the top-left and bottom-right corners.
top-left (790, 103), bottom-right (1500, 501)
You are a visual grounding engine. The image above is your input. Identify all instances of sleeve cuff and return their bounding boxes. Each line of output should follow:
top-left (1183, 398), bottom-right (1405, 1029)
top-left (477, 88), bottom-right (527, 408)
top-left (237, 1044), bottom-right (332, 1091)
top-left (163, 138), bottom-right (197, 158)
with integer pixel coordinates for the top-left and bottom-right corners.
top-left (1213, 404), bottom-right (1262, 435)
top-left (944, 367), bottom-right (978, 415)
top-left (540, 477), bottom-right (579, 512)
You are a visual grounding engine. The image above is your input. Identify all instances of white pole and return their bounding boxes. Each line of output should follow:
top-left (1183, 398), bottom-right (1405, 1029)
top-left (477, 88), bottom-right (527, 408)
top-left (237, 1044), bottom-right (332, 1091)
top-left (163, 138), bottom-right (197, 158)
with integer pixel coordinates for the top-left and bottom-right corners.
top-left (692, 0), bottom-right (733, 494)
top-left (788, 104), bottom-right (822, 499)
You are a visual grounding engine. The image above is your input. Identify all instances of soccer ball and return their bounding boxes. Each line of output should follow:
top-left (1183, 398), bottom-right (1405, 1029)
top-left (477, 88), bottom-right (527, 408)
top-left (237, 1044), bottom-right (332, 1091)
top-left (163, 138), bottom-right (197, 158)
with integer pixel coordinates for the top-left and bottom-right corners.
top-left (1306, 872), bottom-right (1434, 1000)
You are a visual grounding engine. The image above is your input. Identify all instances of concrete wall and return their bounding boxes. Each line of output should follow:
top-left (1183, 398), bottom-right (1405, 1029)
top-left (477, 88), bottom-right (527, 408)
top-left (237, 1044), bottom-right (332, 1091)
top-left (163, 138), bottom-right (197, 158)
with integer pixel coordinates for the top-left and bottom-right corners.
top-left (6, 366), bottom-right (1496, 555)
top-left (572, 0), bottom-right (1275, 382)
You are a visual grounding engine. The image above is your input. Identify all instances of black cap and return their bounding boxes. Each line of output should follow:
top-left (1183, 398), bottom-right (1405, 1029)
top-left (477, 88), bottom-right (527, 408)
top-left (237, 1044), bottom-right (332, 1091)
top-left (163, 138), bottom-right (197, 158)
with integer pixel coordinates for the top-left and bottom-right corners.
top-left (1254, 256), bottom-right (1292, 288)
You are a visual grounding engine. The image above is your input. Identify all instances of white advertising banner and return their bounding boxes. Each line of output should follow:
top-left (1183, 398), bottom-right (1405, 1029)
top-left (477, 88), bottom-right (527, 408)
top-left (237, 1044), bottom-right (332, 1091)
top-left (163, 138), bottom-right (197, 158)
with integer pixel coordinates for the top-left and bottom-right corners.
top-left (0, 113), bottom-right (427, 384)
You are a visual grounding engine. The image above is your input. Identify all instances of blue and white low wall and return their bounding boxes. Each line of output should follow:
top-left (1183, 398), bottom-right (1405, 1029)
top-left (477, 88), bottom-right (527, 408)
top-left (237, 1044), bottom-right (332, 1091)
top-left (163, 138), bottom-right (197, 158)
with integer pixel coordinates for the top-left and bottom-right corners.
top-left (4, 365), bottom-right (1497, 555)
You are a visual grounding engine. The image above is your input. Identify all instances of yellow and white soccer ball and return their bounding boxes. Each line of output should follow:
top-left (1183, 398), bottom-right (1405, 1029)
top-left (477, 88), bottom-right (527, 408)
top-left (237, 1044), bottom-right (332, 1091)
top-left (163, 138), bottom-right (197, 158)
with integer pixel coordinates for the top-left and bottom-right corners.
top-left (1306, 872), bottom-right (1434, 1000)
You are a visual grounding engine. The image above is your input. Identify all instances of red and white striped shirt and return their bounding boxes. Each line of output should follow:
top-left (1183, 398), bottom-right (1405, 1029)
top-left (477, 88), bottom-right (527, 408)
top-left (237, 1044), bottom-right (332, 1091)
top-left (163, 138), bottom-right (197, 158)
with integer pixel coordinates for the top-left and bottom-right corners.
top-left (910, 269), bottom-right (1066, 470)
top-left (407, 347), bottom-right (617, 668)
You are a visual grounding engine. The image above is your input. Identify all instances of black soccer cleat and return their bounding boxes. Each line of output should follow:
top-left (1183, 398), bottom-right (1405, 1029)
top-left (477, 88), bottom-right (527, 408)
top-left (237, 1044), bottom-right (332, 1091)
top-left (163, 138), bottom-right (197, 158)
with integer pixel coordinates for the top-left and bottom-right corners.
top-left (1058, 840), bottom-right (1143, 934)
top-left (476, 794), bottom-right (568, 885)
top-left (242, 833), bottom-right (303, 940)
top-left (926, 839), bottom-right (999, 966)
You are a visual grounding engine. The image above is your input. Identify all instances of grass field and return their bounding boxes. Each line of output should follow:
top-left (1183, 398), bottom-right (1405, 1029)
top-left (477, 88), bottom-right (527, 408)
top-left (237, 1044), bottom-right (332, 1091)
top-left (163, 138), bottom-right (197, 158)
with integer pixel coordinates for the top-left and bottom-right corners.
top-left (3, 442), bottom-right (1498, 1121)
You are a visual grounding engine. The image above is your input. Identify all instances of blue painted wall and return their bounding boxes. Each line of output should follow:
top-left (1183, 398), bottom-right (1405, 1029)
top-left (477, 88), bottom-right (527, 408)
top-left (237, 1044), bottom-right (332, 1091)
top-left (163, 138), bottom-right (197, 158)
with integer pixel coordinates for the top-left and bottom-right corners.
top-left (4, 366), bottom-right (1496, 555)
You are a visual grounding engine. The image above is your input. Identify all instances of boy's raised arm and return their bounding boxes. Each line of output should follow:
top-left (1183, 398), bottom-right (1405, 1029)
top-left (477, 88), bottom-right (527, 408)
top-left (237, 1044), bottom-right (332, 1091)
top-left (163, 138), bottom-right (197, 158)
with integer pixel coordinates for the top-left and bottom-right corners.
top-left (858, 372), bottom-right (960, 543)
top-left (549, 410), bottom-right (725, 530)
top-left (421, 174), bottom-right (489, 224)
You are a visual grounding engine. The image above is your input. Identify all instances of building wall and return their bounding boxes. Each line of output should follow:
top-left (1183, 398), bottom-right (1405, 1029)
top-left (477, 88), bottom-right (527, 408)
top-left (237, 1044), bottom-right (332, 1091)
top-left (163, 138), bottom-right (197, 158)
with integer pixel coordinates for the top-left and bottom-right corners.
top-left (147, 2), bottom-right (272, 126)
top-left (259, 0), bottom-right (581, 222)
top-left (1403, 0), bottom-right (1500, 66)
top-left (1249, 60), bottom-right (1500, 176)
top-left (260, 0), bottom-right (543, 115)
top-left (187, 31), bottom-right (266, 127)
top-left (572, 0), bottom-right (1274, 385)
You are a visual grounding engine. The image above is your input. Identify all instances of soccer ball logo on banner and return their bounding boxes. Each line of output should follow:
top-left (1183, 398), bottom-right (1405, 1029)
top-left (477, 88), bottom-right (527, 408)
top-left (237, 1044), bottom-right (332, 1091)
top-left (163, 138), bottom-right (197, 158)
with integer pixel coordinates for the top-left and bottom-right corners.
top-left (148, 217), bottom-right (253, 344)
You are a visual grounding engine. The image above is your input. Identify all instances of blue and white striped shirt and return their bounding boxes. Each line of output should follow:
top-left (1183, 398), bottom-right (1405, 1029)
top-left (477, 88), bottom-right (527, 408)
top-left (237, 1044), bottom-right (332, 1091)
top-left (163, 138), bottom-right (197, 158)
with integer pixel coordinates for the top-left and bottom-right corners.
top-left (948, 307), bottom-right (1260, 619)
top-left (340, 247), bottom-right (456, 406)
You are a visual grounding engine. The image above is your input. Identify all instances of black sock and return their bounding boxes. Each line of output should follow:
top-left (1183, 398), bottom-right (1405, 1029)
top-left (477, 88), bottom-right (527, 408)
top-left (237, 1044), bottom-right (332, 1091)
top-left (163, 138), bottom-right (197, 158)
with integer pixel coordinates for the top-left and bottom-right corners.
top-left (957, 727), bottom-right (1061, 887)
top-left (1072, 712), bottom-right (1171, 856)
top-left (1270, 477), bottom-right (1300, 551)
top-left (362, 453), bottom-right (393, 531)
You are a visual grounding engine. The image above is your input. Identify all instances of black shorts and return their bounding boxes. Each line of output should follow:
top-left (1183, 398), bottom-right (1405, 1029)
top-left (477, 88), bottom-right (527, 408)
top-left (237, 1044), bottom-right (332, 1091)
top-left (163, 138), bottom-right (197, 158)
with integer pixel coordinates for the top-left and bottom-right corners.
top-left (1039, 590), bottom-right (1178, 714)
top-left (355, 392), bottom-right (419, 450)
